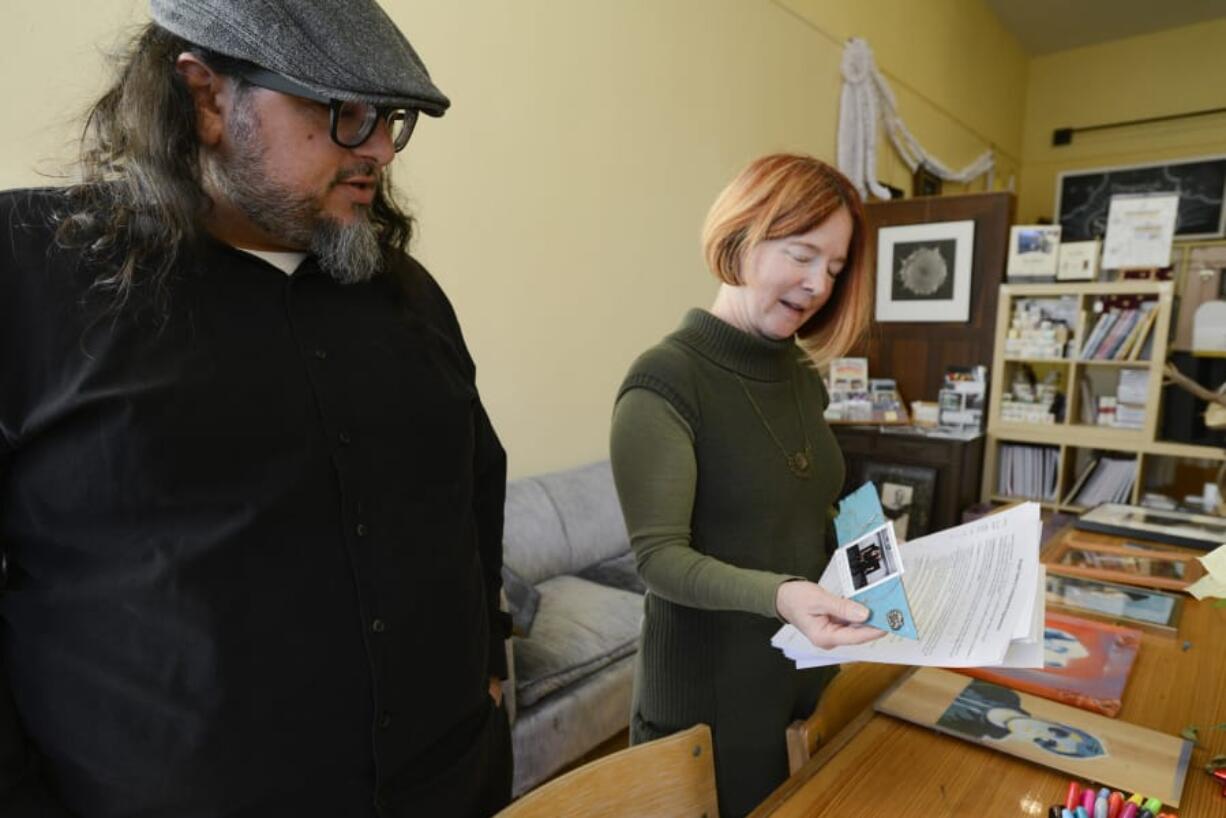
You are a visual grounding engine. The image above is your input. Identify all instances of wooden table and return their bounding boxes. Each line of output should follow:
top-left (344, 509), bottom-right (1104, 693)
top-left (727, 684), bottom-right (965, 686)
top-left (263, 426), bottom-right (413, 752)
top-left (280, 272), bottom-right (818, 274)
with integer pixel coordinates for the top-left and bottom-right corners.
top-left (750, 528), bottom-right (1226, 817)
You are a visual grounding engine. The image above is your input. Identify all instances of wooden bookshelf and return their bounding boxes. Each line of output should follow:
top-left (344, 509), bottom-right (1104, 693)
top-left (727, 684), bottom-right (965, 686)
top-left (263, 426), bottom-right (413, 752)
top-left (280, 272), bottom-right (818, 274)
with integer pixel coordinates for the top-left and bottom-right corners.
top-left (982, 280), bottom-right (1225, 513)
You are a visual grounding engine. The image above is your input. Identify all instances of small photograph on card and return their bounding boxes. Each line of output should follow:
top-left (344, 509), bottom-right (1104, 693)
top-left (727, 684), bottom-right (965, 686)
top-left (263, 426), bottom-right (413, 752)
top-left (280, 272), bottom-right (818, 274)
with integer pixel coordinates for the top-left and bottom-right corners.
top-left (838, 523), bottom-right (905, 596)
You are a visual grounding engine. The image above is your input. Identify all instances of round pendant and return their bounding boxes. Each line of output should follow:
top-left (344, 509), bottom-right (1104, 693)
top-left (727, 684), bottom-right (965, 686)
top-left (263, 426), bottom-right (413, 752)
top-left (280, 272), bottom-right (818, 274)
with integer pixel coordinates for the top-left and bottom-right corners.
top-left (789, 451), bottom-right (811, 478)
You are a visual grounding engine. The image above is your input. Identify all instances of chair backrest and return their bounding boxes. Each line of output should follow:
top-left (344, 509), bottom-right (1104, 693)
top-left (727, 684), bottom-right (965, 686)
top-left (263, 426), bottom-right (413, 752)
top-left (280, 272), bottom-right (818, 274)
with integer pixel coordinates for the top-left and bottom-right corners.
top-left (785, 663), bottom-right (908, 774)
top-left (496, 724), bottom-right (719, 818)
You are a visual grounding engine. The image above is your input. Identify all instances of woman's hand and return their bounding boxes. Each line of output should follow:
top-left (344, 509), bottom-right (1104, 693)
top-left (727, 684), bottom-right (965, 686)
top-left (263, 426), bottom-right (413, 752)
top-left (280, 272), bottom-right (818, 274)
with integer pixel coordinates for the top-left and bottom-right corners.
top-left (775, 580), bottom-right (887, 649)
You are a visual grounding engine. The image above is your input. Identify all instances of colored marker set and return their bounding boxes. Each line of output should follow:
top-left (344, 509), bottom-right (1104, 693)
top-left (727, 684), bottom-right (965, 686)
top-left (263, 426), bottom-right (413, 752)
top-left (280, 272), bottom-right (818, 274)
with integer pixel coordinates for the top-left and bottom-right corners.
top-left (1050, 781), bottom-right (1173, 818)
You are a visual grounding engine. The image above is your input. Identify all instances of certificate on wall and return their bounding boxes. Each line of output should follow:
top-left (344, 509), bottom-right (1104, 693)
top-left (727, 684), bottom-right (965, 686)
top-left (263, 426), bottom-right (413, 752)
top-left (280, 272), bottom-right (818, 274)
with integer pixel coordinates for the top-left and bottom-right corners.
top-left (1101, 193), bottom-right (1179, 270)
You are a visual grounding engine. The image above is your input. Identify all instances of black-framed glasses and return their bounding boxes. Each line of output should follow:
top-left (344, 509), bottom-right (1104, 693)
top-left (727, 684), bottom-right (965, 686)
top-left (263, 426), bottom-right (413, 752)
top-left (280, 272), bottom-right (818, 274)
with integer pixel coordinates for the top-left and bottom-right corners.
top-left (233, 64), bottom-right (419, 152)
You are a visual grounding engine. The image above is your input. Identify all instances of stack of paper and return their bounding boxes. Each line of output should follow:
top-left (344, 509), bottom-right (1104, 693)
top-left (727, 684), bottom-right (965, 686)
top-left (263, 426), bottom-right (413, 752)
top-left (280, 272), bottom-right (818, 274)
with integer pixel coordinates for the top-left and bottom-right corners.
top-left (772, 501), bottom-right (1045, 670)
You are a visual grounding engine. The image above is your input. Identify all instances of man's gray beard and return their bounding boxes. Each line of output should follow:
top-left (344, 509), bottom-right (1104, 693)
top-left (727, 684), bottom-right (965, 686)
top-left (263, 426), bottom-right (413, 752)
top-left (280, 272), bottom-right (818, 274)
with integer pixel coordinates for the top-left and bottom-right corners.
top-left (204, 96), bottom-right (383, 285)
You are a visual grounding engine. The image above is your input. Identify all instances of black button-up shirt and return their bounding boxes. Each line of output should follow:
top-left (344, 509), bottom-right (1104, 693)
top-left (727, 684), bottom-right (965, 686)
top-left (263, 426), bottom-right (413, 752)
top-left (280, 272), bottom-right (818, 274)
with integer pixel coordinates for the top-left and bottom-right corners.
top-left (0, 189), bottom-right (510, 817)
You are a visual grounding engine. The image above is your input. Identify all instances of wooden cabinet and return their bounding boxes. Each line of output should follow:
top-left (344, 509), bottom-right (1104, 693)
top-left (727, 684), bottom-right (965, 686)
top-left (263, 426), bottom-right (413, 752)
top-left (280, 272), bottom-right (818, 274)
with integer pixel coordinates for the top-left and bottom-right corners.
top-left (832, 426), bottom-right (984, 533)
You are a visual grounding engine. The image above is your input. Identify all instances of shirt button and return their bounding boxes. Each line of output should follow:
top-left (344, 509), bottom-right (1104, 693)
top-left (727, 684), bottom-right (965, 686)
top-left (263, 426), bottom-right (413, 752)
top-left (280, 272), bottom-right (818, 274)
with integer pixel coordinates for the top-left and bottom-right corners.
top-left (371, 619), bottom-right (386, 633)
top-left (378, 711), bottom-right (392, 729)
top-left (356, 523), bottom-right (368, 537)
top-left (313, 349), bottom-right (327, 360)
top-left (339, 431), bottom-right (352, 445)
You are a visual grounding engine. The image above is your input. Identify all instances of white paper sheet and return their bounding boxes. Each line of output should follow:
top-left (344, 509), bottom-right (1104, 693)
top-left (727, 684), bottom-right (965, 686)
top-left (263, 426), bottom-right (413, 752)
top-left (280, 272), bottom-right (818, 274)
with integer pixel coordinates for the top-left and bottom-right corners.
top-left (772, 502), bottom-right (1042, 668)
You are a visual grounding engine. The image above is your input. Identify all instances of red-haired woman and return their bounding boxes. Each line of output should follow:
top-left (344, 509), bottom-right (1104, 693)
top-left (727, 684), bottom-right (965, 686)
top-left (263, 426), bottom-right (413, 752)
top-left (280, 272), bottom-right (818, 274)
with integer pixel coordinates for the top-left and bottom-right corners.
top-left (610, 154), bottom-right (884, 816)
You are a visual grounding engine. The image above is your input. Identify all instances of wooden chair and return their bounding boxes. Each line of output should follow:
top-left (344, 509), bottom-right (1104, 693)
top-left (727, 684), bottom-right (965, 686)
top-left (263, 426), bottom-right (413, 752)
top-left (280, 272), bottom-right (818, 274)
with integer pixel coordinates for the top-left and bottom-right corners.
top-left (785, 662), bottom-right (907, 774)
top-left (495, 723), bottom-right (719, 818)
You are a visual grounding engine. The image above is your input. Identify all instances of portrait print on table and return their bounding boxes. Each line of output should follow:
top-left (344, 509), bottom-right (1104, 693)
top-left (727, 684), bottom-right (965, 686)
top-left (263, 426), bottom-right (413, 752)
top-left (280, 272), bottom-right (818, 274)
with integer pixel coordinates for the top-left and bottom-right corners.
top-left (861, 461), bottom-right (936, 541)
top-left (1056, 155), bottom-right (1226, 242)
top-left (959, 611), bottom-right (1142, 717)
top-left (875, 667), bottom-right (1193, 806)
top-left (875, 220), bottom-right (975, 322)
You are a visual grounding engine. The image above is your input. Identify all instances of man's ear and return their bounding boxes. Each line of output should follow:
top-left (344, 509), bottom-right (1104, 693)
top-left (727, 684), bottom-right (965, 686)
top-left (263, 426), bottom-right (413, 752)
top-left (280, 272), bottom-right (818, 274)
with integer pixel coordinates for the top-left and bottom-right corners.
top-left (175, 53), bottom-right (226, 147)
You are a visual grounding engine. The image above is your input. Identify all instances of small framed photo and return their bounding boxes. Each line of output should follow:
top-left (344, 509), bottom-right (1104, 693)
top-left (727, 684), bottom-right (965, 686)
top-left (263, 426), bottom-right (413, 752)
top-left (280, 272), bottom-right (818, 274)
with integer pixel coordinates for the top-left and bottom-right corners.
top-left (837, 523), bottom-right (904, 596)
top-left (1045, 573), bottom-right (1183, 633)
top-left (1007, 225), bottom-right (1062, 281)
top-left (1057, 240), bottom-right (1101, 281)
top-left (861, 461), bottom-right (937, 541)
top-left (1075, 503), bottom-right (1226, 551)
top-left (1045, 535), bottom-right (1205, 592)
top-left (875, 220), bottom-right (975, 323)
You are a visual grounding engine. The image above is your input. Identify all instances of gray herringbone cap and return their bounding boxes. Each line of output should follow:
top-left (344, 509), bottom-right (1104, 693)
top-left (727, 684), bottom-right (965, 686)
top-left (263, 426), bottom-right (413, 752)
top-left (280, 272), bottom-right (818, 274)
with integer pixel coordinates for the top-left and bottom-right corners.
top-left (150, 0), bottom-right (450, 116)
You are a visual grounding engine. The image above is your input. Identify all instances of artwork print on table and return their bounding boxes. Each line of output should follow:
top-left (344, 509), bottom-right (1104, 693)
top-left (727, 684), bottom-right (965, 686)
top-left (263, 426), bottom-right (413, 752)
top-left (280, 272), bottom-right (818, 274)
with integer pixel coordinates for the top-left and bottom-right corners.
top-left (937, 678), bottom-right (1107, 759)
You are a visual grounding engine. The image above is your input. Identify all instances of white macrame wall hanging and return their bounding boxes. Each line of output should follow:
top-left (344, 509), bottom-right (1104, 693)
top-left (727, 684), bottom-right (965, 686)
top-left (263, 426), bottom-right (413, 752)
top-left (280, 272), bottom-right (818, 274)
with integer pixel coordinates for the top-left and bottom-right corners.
top-left (837, 37), bottom-right (995, 199)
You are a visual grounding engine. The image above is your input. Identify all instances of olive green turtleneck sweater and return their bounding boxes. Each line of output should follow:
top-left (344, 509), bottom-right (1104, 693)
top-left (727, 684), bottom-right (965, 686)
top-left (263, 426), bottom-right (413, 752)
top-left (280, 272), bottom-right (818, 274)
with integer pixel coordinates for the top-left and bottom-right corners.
top-left (610, 308), bottom-right (845, 818)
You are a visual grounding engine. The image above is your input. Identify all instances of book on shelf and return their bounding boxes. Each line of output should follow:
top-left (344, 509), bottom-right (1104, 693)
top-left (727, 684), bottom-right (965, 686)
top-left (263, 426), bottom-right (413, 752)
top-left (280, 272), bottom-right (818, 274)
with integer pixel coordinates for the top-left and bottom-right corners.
top-left (1112, 302), bottom-right (1155, 360)
top-left (1068, 456), bottom-right (1136, 506)
top-left (1127, 308), bottom-right (1159, 361)
top-left (958, 611), bottom-right (1141, 717)
top-left (998, 443), bottom-right (1059, 500)
top-left (1079, 309), bottom-right (1118, 359)
top-left (1079, 379), bottom-right (1096, 425)
top-left (1096, 308), bottom-right (1142, 359)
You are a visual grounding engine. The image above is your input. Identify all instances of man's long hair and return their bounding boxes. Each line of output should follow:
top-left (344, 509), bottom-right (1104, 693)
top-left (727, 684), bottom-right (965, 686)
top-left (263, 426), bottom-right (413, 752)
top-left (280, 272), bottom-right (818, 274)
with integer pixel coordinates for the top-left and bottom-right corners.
top-left (56, 23), bottom-right (414, 312)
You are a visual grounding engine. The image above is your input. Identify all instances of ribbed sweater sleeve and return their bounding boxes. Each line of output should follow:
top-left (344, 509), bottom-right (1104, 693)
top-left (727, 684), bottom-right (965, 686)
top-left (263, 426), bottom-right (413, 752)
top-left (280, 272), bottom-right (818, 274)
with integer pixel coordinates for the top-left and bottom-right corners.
top-left (610, 387), bottom-right (795, 620)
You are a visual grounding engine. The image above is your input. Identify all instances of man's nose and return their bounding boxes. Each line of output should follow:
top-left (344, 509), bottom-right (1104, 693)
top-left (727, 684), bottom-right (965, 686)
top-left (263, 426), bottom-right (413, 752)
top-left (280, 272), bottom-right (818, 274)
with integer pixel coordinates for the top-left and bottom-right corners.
top-left (355, 118), bottom-right (397, 167)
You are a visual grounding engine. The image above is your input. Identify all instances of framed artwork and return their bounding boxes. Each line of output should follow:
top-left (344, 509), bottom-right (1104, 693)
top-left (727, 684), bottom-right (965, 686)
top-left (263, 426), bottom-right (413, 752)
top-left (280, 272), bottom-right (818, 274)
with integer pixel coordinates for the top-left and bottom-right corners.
top-left (876, 668), bottom-right (1193, 806)
top-left (1045, 573), bottom-right (1183, 633)
top-left (860, 462), bottom-right (937, 542)
top-left (1056, 239), bottom-right (1101, 281)
top-left (875, 220), bottom-right (975, 323)
top-left (1055, 155), bottom-right (1226, 242)
top-left (1074, 503), bottom-right (1226, 551)
top-left (1006, 225), bottom-right (1061, 281)
top-left (1101, 193), bottom-right (1180, 270)
top-left (1045, 535), bottom-right (1205, 592)
top-left (959, 611), bottom-right (1141, 717)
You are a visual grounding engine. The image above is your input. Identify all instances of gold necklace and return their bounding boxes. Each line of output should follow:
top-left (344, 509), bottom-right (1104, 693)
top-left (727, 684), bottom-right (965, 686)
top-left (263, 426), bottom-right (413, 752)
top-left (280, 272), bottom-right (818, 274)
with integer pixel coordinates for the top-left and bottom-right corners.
top-left (736, 373), bottom-right (813, 479)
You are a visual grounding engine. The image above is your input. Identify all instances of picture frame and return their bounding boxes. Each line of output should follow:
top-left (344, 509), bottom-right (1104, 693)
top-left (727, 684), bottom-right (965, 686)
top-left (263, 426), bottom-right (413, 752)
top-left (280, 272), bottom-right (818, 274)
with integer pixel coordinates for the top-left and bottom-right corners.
top-left (1101, 192), bottom-right (1180, 270)
top-left (1045, 534), bottom-right (1205, 592)
top-left (1055, 155), bottom-right (1226, 243)
top-left (1045, 572), bottom-right (1184, 633)
top-left (875, 220), bottom-right (975, 323)
top-left (1006, 225), bottom-right (1061, 281)
top-left (1074, 503), bottom-right (1226, 551)
top-left (1056, 239), bottom-right (1101, 281)
top-left (860, 462), bottom-right (937, 542)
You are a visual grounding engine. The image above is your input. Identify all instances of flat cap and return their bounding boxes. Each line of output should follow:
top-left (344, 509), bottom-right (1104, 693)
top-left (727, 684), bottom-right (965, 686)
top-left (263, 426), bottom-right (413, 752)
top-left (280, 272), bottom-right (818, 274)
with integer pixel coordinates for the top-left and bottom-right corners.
top-left (150, 0), bottom-right (449, 116)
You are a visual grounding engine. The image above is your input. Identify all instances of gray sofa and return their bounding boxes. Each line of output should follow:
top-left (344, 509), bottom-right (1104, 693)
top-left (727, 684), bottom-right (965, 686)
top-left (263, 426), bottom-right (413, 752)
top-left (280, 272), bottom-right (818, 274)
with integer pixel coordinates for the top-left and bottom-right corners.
top-left (500, 460), bottom-right (645, 797)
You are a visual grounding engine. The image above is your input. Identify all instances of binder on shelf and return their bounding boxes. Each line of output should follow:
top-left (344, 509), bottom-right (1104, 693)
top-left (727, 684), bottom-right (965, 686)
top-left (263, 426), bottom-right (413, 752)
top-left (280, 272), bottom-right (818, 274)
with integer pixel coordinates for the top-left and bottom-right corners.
top-left (1079, 310), bottom-right (1117, 359)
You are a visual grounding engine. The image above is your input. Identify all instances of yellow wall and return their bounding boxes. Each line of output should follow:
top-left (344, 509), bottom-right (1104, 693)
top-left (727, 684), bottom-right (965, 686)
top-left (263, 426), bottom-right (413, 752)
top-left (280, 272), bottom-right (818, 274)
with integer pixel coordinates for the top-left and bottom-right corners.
top-left (1018, 18), bottom-right (1226, 223)
top-left (0, 0), bottom-right (1027, 477)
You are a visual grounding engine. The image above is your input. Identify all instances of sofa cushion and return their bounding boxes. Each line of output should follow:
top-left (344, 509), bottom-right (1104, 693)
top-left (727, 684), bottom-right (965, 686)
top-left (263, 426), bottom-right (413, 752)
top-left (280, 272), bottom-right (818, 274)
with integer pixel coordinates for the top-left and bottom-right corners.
top-left (575, 551), bottom-right (646, 595)
top-left (513, 575), bottom-right (643, 709)
top-left (501, 565), bottom-right (541, 636)
top-left (535, 461), bottom-right (631, 576)
top-left (503, 476), bottom-right (569, 586)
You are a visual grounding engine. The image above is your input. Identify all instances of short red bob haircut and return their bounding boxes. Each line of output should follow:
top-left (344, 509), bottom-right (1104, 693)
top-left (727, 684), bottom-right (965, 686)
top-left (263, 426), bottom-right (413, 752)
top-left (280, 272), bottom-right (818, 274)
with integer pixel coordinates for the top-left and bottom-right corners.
top-left (701, 153), bottom-right (871, 367)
